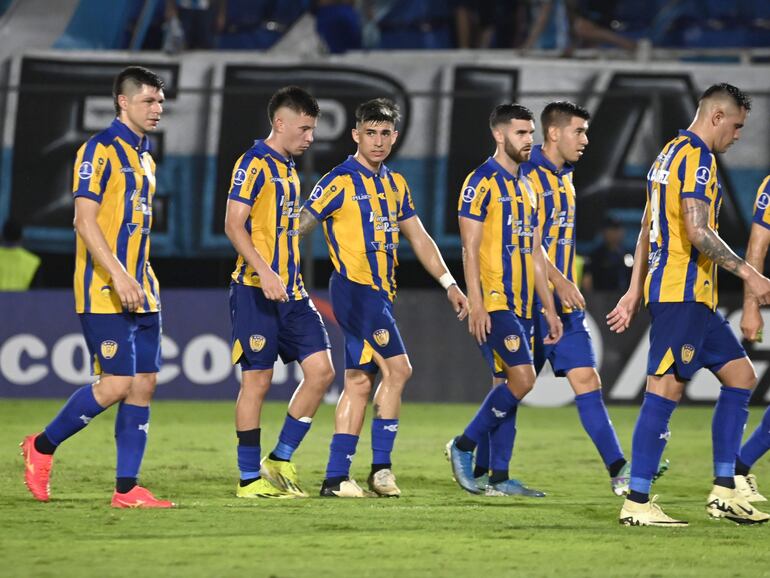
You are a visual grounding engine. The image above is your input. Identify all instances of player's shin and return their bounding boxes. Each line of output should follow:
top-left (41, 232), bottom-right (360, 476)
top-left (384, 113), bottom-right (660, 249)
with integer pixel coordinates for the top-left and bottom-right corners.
top-left (712, 386), bottom-right (751, 488)
top-left (628, 392), bottom-right (677, 503)
top-left (488, 407), bottom-right (517, 483)
top-left (738, 405), bottom-right (770, 473)
top-left (574, 389), bottom-right (625, 472)
top-left (114, 402), bottom-right (150, 493)
top-left (43, 384), bottom-right (107, 449)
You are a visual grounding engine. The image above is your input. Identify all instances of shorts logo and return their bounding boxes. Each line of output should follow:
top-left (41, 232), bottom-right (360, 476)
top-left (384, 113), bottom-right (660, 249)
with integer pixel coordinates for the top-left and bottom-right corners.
top-left (233, 169), bottom-right (247, 186)
top-left (681, 344), bottom-right (695, 364)
top-left (100, 340), bottom-right (118, 360)
top-left (78, 161), bottom-right (94, 180)
top-left (249, 335), bottom-right (266, 352)
top-left (373, 329), bottom-right (390, 347)
top-left (695, 166), bottom-right (711, 186)
top-left (462, 186), bottom-right (476, 203)
top-left (504, 335), bottom-right (520, 352)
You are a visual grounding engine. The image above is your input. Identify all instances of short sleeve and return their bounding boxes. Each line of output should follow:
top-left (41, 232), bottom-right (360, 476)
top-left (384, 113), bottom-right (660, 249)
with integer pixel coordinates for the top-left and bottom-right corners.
top-left (752, 175), bottom-right (770, 230)
top-left (457, 171), bottom-right (491, 222)
top-left (397, 176), bottom-right (417, 221)
top-left (73, 141), bottom-right (111, 203)
top-left (679, 147), bottom-right (715, 202)
top-left (304, 173), bottom-right (345, 220)
top-left (228, 156), bottom-right (265, 206)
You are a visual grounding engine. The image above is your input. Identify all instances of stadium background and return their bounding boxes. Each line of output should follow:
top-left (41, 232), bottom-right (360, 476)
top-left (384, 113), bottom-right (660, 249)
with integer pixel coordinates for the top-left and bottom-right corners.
top-left (2, 0), bottom-right (770, 405)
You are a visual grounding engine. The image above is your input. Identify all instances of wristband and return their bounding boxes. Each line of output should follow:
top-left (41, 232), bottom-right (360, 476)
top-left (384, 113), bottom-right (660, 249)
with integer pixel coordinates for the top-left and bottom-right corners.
top-left (439, 272), bottom-right (456, 290)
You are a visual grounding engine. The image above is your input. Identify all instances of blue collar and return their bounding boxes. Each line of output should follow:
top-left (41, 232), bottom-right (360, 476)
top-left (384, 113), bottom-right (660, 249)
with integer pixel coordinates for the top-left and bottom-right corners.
top-left (678, 129), bottom-right (711, 153)
top-left (109, 118), bottom-right (151, 153)
top-left (529, 145), bottom-right (574, 176)
top-left (342, 155), bottom-right (389, 178)
top-left (487, 156), bottom-right (520, 181)
top-left (253, 140), bottom-right (295, 168)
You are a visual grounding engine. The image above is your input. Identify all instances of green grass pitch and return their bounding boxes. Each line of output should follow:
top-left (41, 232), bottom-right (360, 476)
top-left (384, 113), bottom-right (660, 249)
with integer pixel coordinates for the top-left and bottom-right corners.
top-left (2, 400), bottom-right (769, 578)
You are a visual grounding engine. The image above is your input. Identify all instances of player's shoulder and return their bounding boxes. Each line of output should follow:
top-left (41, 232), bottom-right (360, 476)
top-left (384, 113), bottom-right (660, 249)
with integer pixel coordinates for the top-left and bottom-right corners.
top-left (319, 163), bottom-right (354, 187)
top-left (465, 159), bottom-right (496, 185)
top-left (383, 166), bottom-right (408, 189)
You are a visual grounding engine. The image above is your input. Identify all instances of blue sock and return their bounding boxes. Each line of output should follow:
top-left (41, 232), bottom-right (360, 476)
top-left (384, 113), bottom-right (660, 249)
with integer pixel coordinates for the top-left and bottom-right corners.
top-left (237, 428), bottom-right (261, 481)
top-left (115, 403), bottom-right (150, 479)
top-left (629, 392), bottom-right (677, 496)
top-left (463, 384), bottom-right (520, 444)
top-left (575, 389), bottom-right (625, 469)
top-left (371, 418), bottom-right (399, 465)
top-left (44, 385), bottom-right (106, 446)
top-left (739, 405), bottom-right (770, 470)
top-left (272, 414), bottom-right (312, 461)
top-left (489, 406), bottom-right (518, 473)
top-left (712, 385), bottom-right (751, 478)
top-left (325, 433), bottom-right (359, 480)
top-left (475, 435), bottom-right (490, 475)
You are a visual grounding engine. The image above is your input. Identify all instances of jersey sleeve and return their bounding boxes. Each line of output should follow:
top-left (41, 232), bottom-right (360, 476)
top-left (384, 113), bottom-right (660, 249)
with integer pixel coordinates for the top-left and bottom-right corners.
top-left (228, 156), bottom-right (265, 206)
top-left (457, 170), bottom-right (491, 221)
top-left (752, 175), bottom-right (770, 230)
top-left (73, 141), bottom-right (111, 203)
top-left (679, 146), bottom-right (715, 202)
top-left (303, 173), bottom-right (345, 220)
top-left (397, 176), bottom-right (417, 221)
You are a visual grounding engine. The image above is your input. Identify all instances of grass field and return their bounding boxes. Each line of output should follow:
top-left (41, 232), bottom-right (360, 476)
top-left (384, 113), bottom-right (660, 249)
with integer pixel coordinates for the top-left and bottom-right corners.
top-left (2, 400), bottom-right (770, 578)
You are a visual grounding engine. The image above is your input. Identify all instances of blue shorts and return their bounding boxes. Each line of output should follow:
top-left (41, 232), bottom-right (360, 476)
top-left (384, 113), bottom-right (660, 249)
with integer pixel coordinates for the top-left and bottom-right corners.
top-left (230, 283), bottom-right (330, 371)
top-left (329, 271), bottom-right (406, 374)
top-left (479, 310), bottom-right (534, 379)
top-left (533, 308), bottom-right (596, 376)
top-left (79, 312), bottom-right (161, 377)
top-left (647, 302), bottom-right (746, 380)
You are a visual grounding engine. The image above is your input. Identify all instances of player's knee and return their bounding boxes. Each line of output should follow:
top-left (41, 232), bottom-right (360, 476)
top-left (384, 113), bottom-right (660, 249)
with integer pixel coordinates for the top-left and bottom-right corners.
top-left (345, 372), bottom-right (373, 397)
top-left (392, 362), bottom-right (412, 386)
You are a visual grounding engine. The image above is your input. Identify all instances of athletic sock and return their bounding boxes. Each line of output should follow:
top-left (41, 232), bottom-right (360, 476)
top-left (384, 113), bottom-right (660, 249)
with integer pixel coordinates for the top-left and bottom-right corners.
top-left (43, 385), bottom-right (106, 446)
top-left (325, 433), bottom-right (358, 480)
top-left (371, 463), bottom-right (391, 475)
top-left (738, 405), bottom-right (770, 472)
top-left (574, 389), bottom-right (625, 469)
top-left (489, 405), bottom-right (517, 474)
top-left (33, 432), bottom-right (57, 455)
top-left (714, 476), bottom-right (735, 489)
top-left (270, 414), bottom-right (312, 461)
top-left (474, 434), bottom-right (490, 475)
top-left (474, 465), bottom-right (489, 478)
top-left (627, 490), bottom-right (649, 504)
top-left (608, 458), bottom-right (627, 478)
top-left (115, 403), bottom-right (150, 485)
top-left (237, 428), bottom-right (261, 482)
top-left (371, 418), bottom-right (399, 466)
top-left (462, 383), bottom-right (520, 446)
top-left (115, 477), bottom-right (137, 494)
top-left (712, 385), bottom-right (751, 481)
top-left (489, 469), bottom-right (509, 484)
top-left (735, 457), bottom-right (751, 477)
top-left (629, 392), bottom-right (677, 497)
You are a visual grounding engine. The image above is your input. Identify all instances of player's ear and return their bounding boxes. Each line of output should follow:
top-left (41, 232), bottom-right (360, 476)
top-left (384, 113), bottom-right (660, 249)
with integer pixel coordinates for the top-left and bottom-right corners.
top-left (351, 127), bottom-right (360, 144)
top-left (490, 126), bottom-right (503, 145)
top-left (391, 130), bottom-right (399, 144)
top-left (117, 94), bottom-right (129, 113)
top-left (547, 124), bottom-right (559, 143)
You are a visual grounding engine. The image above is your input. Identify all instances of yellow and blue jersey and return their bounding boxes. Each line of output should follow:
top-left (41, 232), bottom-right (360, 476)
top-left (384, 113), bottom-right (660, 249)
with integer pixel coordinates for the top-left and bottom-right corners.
top-left (521, 145), bottom-right (577, 314)
top-left (303, 155), bottom-right (416, 301)
top-left (73, 118), bottom-right (160, 314)
top-left (458, 157), bottom-right (539, 318)
top-left (751, 175), bottom-right (770, 229)
top-left (228, 140), bottom-right (307, 300)
top-left (644, 129), bottom-right (721, 310)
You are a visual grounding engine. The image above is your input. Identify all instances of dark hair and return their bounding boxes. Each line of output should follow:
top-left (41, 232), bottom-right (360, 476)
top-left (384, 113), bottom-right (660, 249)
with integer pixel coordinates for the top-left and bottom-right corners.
top-left (540, 101), bottom-right (590, 137)
top-left (267, 86), bottom-right (320, 122)
top-left (113, 66), bottom-right (165, 115)
top-left (355, 98), bottom-right (401, 126)
top-left (489, 104), bottom-right (534, 129)
top-left (700, 83), bottom-right (752, 111)
top-left (2, 219), bottom-right (22, 243)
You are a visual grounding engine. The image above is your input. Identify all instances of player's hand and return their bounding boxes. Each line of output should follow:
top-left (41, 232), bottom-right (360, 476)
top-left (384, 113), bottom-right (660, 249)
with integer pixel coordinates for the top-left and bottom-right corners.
top-left (741, 299), bottom-right (764, 342)
top-left (447, 285), bottom-right (469, 321)
top-left (112, 271), bottom-right (145, 312)
top-left (554, 277), bottom-right (586, 310)
top-left (543, 309), bottom-right (563, 344)
top-left (745, 270), bottom-right (770, 306)
top-left (606, 291), bottom-right (641, 333)
top-left (258, 268), bottom-right (289, 302)
top-left (468, 299), bottom-right (491, 345)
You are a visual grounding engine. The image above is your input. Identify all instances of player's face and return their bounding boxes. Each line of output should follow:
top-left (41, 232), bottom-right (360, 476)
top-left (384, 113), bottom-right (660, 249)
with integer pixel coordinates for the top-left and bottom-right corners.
top-left (498, 119), bottom-right (535, 164)
top-left (713, 105), bottom-right (747, 153)
top-left (352, 121), bottom-right (398, 169)
top-left (119, 84), bottom-right (164, 136)
top-left (275, 108), bottom-right (317, 157)
top-left (556, 116), bottom-right (589, 163)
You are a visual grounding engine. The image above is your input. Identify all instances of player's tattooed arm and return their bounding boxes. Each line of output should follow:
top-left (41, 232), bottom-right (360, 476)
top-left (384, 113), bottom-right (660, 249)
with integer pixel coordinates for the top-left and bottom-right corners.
top-left (741, 224), bottom-right (770, 341)
top-left (681, 197), bottom-right (744, 275)
top-left (298, 208), bottom-right (320, 239)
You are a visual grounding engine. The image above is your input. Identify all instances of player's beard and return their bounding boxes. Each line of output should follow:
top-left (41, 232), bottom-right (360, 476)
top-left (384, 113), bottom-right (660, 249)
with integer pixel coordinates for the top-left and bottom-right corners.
top-left (503, 138), bottom-right (530, 164)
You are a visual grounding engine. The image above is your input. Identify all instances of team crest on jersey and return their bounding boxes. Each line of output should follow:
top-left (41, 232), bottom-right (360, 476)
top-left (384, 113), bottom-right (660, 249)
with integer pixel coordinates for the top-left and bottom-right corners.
top-left (78, 161), bottom-right (94, 180)
top-left (681, 344), bottom-right (695, 364)
top-left (249, 335), bottom-right (266, 352)
top-left (101, 340), bottom-right (118, 360)
top-left (504, 335), bottom-right (521, 352)
top-left (373, 329), bottom-right (390, 347)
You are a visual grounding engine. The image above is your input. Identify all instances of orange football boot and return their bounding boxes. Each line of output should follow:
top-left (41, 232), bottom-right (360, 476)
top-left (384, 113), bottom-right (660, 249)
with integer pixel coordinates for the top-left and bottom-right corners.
top-left (111, 485), bottom-right (176, 509)
top-left (21, 434), bottom-right (53, 502)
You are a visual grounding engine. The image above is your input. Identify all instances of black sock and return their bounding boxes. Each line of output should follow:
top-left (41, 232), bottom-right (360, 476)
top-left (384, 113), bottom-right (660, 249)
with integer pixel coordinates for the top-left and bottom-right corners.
top-left (735, 458), bottom-right (750, 477)
top-left (608, 458), bottom-right (627, 478)
top-left (237, 428), bottom-right (261, 446)
top-left (489, 470), bottom-right (508, 484)
top-left (455, 435), bottom-right (476, 452)
top-left (115, 477), bottom-right (137, 494)
top-left (714, 476), bottom-right (735, 489)
top-left (370, 463), bottom-right (391, 475)
top-left (34, 432), bottom-right (57, 455)
top-left (323, 476), bottom-right (347, 488)
top-left (268, 452), bottom-right (289, 462)
top-left (627, 490), bottom-right (648, 504)
top-left (240, 477), bottom-right (260, 487)
top-left (474, 466), bottom-right (488, 478)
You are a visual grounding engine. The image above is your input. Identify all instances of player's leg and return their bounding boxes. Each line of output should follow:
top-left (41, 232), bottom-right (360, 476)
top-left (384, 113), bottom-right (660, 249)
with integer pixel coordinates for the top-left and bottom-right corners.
top-left (471, 377), bottom-right (500, 488)
top-left (736, 405), bottom-right (770, 502)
